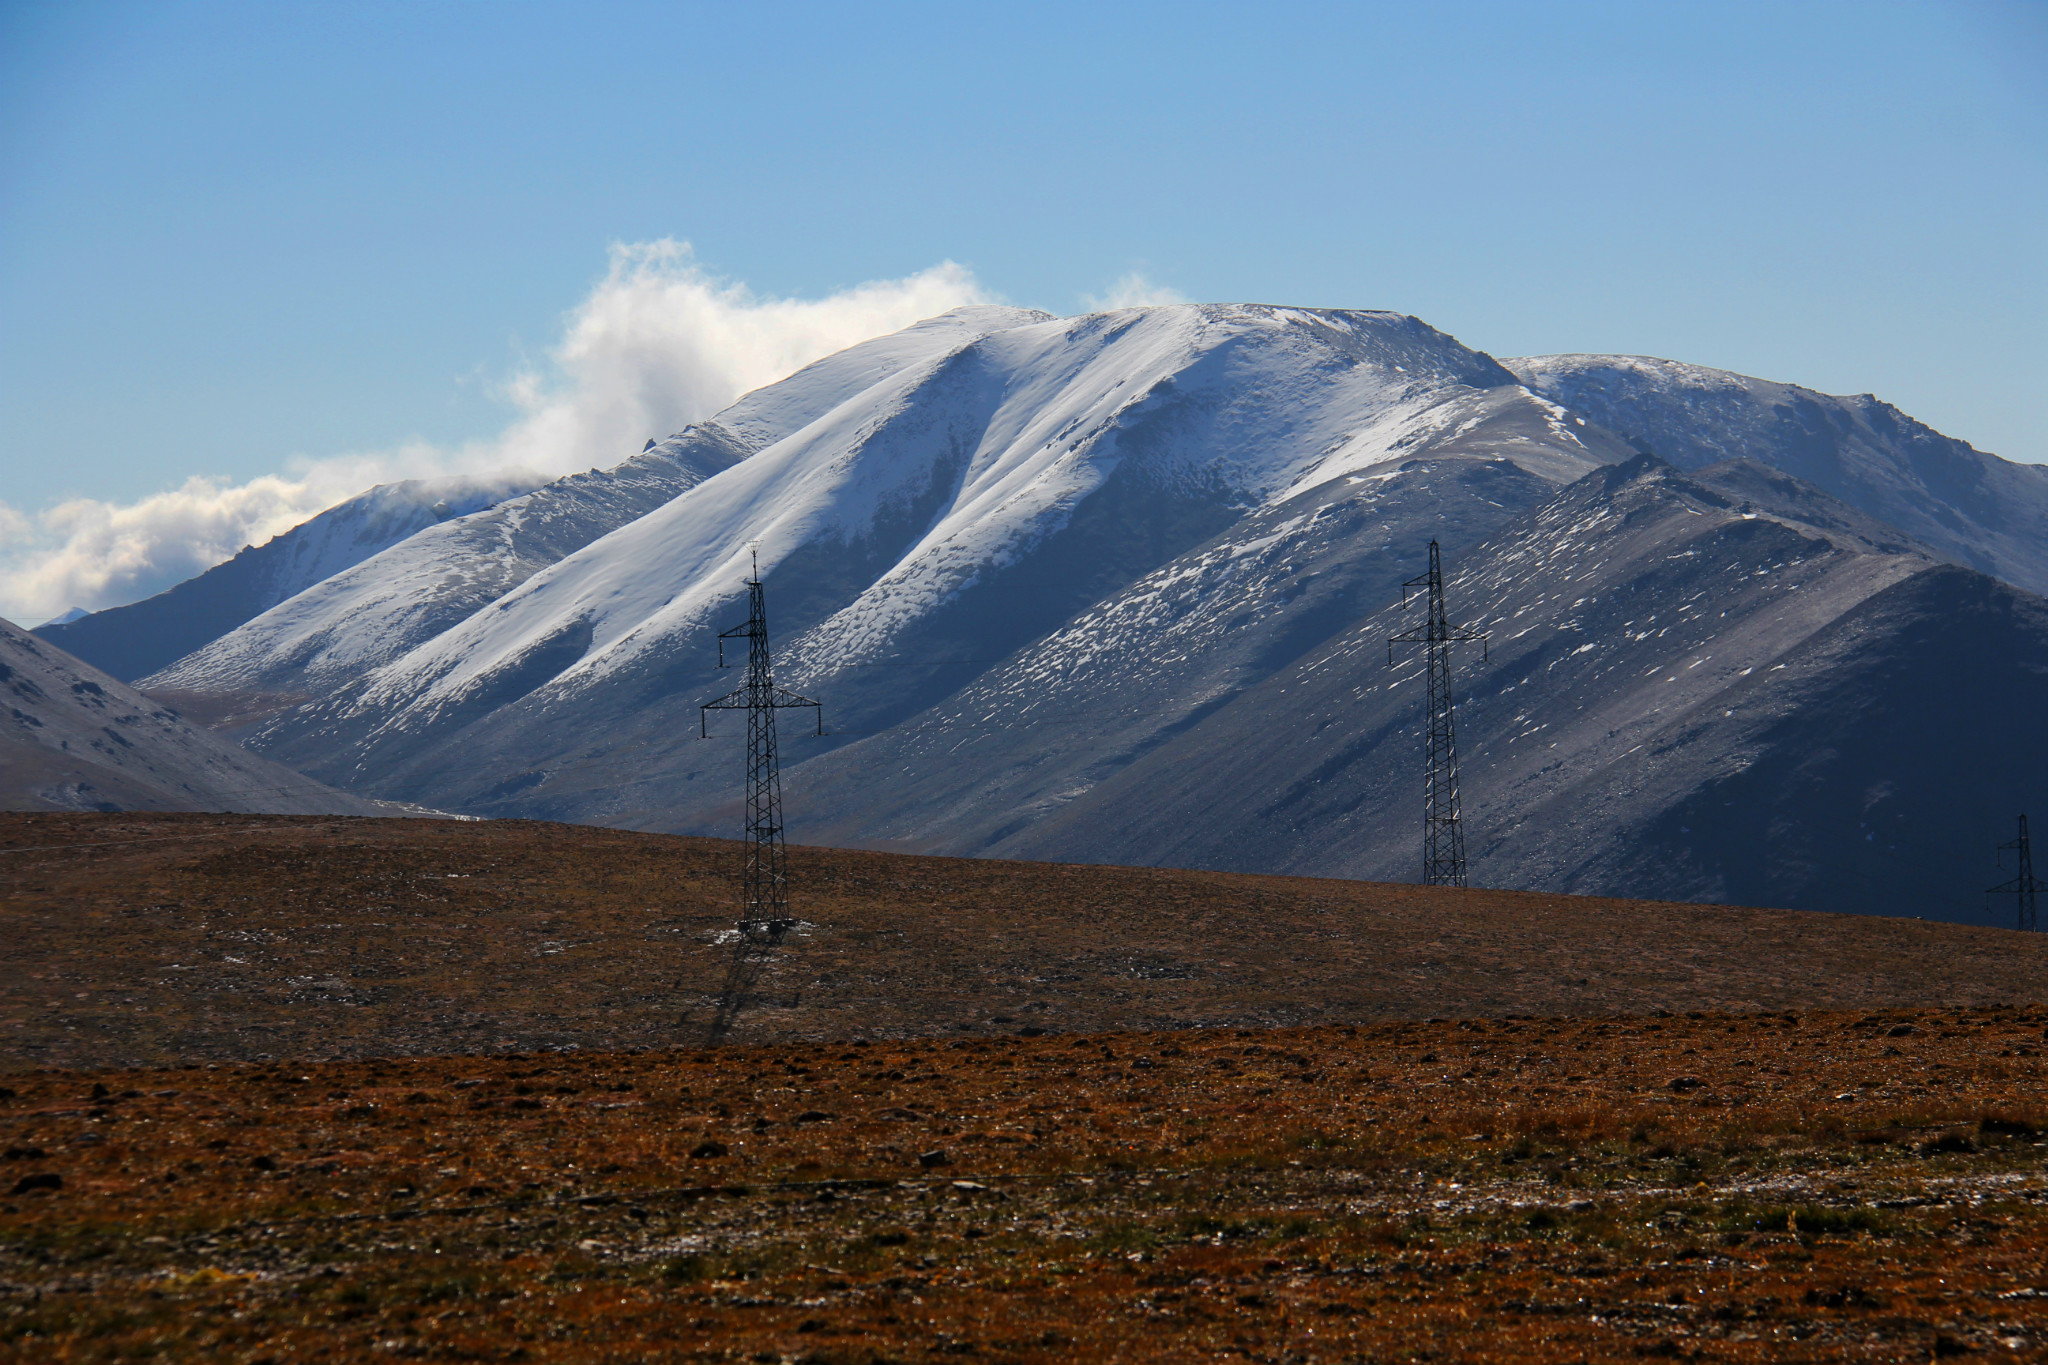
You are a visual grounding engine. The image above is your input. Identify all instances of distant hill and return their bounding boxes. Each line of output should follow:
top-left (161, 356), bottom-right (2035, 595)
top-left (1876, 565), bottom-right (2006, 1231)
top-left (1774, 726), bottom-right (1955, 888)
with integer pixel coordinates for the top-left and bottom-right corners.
top-left (1, 616), bottom-right (398, 815)
top-left (204, 305), bottom-right (1631, 818)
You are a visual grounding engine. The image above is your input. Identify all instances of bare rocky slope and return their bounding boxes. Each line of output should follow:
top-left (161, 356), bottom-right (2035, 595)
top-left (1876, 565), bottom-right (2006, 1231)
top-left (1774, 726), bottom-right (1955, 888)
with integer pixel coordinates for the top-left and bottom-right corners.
top-left (0, 618), bottom-right (397, 815)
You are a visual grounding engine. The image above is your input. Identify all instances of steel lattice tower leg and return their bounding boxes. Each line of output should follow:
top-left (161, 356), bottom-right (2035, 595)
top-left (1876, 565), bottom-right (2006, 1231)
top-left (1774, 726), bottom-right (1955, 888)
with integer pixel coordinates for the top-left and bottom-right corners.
top-left (740, 575), bottom-right (790, 934)
top-left (1989, 814), bottom-right (2043, 933)
top-left (1390, 540), bottom-right (1487, 889)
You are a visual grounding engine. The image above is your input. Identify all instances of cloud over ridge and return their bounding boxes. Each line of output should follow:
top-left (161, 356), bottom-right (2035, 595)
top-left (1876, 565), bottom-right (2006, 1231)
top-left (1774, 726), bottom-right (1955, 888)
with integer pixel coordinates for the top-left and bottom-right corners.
top-left (0, 243), bottom-right (990, 624)
top-left (1084, 272), bottom-right (1190, 311)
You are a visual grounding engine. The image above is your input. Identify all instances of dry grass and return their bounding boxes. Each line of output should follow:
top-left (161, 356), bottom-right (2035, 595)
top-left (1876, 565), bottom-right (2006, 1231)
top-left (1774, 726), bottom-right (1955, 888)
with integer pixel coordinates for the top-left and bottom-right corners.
top-left (7, 812), bottom-right (2048, 1070)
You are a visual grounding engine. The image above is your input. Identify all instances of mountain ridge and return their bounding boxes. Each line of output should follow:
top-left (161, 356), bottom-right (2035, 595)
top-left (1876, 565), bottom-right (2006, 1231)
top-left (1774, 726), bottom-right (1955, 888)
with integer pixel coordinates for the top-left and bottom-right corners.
top-left (32, 470), bottom-right (541, 683)
top-left (138, 305), bottom-right (1055, 712)
top-left (224, 305), bottom-right (1624, 824)
top-left (1506, 352), bottom-right (2048, 596)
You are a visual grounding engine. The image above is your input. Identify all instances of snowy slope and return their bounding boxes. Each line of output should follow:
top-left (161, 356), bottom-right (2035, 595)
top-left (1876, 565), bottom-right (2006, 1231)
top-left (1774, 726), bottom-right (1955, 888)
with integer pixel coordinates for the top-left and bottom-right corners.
top-left (238, 305), bottom-right (1618, 814)
top-left (139, 306), bottom-right (1051, 706)
top-left (782, 414), bottom-right (1628, 852)
top-left (139, 437), bottom-right (738, 707)
top-left (0, 617), bottom-right (394, 815)
top-left (833, 455), bottom-right (2043, 924)
top-left (1506, 354), bottom-right (2048, 597)
top-left (33, 471), bottom-right (541, 683)
top-left (360, 307), bottom-right (1535, 711)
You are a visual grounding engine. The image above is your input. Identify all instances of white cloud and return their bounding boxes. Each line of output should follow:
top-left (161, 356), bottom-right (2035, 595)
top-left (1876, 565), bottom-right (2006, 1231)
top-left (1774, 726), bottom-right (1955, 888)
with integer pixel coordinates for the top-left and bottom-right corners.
top-left (0, 243), bottom-right (990, 625)
top-left (1083, 272), bottom-right (1191, 311)
top-left (2, 470), bottom-right (377, 627)
top-left (489, 239), bottom-right (992, 480)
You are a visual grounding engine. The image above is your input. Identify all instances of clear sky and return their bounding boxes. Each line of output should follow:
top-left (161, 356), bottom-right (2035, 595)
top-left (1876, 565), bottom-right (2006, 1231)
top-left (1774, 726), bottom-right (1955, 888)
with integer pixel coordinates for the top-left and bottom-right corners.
top-left (1, 0), bottom-right (2043, 618)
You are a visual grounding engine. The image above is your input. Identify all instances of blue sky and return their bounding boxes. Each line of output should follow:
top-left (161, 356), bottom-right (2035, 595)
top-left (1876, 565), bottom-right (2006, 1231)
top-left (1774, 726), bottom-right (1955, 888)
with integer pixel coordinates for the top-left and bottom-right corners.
top-left (1, 0), bottom-right (2043, 617)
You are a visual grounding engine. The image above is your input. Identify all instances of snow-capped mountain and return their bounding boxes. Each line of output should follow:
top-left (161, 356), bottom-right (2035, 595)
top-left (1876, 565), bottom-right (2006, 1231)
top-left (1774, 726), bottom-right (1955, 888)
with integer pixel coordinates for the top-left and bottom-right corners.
top-left (34, 471), bottom-right (542, 683)
top-left (116, 302), bottom-right (2048, 923)
top-left (0, 616), bottom-right (394, 815)
top-left (140, 306), bottom-right (1051, 706)
top-left (225, 305), bottom-right (1625, 815)
top-left (1506, 354), bottom-right (2048, 597)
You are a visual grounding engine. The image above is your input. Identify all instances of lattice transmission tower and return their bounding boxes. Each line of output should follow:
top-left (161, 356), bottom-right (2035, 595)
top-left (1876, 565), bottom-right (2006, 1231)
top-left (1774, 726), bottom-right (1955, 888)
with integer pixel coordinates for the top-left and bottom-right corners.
top-left (1388, 540), bottom-right (1488, 888)
top-left (1988, 814), bottom-right (2044, 933)
top-left (699, 550), bottom-right (821, 939)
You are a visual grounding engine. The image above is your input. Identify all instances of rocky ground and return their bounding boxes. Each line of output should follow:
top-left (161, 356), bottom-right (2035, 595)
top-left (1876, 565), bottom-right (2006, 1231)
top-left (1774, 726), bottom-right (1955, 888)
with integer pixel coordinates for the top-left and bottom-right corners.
top-left (5, 814), bottom-right (2048, 1362)
top-left (4, 1009), bottom-right (2048, 1362)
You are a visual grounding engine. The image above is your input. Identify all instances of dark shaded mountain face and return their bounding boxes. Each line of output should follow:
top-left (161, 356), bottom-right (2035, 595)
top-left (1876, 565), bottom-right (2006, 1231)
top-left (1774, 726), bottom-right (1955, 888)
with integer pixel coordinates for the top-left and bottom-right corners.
top-left (0, 618), bottom-right (391, 815)
top-left (33, 472), bottom-right (540, 683)
top-left (1572, 561), bottom-right (2048, 925)
top-left (1507, 354), bottom-right (2048, 597)
top-left (790, 455), bottom-right (2044, 926)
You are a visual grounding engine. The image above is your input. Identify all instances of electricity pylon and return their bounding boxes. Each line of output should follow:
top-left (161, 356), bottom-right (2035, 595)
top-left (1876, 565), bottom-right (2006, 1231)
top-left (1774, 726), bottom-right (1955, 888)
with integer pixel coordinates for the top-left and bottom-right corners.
top-left (1988, 814), bottom-right (2043, 932)
top-left (1388, 540), bottom-right (1487, 888)
top-left (699, 550), bottom-right (821, 939)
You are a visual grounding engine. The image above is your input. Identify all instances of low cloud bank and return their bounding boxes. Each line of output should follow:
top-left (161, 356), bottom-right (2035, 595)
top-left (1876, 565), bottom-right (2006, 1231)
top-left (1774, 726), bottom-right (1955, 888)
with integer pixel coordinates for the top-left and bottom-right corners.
top-left (0, 243), bottom-right (989, 624)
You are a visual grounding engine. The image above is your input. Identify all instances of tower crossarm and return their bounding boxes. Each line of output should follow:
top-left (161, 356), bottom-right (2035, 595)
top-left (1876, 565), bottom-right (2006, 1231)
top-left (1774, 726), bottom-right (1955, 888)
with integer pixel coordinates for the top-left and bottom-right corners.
top-left (699, 683), bottom-right (823, 737)
top-left (1387, 621), bottom-right (1488, 662)
top-left (714, 618), bottom-right (759, 668)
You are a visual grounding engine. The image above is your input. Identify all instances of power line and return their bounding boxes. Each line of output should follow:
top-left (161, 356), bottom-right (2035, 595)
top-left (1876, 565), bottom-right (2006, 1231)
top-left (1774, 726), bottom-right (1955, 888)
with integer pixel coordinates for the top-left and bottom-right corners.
top-left (801, 657), bottom-right (1017, 669)
top-left (1388, 540), bottom-right (1487, 889)
top-left (815, 706), bottom-right (1224, 738)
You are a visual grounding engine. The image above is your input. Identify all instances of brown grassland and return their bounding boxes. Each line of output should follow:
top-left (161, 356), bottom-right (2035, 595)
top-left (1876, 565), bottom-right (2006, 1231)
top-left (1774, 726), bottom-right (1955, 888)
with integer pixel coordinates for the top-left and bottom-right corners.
top-left (4, 813), bottom-right (2048, 1362)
